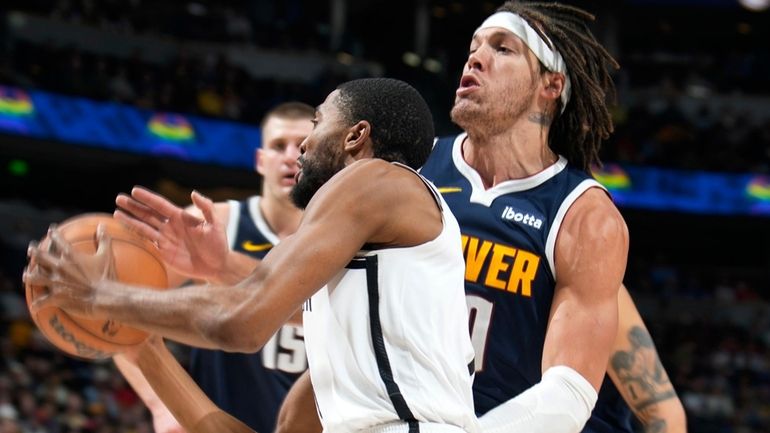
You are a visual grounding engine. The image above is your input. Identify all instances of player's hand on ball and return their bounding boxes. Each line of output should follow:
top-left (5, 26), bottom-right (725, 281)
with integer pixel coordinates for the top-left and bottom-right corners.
top-left (24, 223), bottom-right (117, 317)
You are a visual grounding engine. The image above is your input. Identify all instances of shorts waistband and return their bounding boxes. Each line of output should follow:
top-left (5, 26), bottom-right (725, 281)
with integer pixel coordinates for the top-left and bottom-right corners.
top-left (357, 421), bottom-right (470, 433)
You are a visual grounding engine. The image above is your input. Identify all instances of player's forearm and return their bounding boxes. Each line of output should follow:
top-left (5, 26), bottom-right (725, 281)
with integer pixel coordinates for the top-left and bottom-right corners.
top-left (92, 281), bottom-right (263, 351)
top-left (608, 326), bottom-right (686, 432)
top-left (115, 353), bottom-right (188, 433)
top-left (114, 354), bottom-right (167, 410)
top-left (130, 337), bottom-right (256, 433)
top-left (635, 398), bottom-right (687, 433)
top-left (479, 366), bottom-right (597, 433)
top-left (611, 288), bottom-right (686, 432)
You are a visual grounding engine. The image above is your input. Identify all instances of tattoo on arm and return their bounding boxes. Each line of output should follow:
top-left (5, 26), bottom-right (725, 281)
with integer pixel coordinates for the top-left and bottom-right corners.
top-left (611, 326), bottom-right (677, 432)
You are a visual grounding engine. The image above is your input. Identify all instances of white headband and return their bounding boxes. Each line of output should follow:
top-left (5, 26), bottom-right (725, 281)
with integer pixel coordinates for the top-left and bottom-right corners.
top-left (475, 11), bottom-right (571, 112)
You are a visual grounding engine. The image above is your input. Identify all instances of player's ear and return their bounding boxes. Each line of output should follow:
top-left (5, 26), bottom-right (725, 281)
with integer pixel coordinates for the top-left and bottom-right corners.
top-left (344, 120), bottom-right (372, 156)
top-left (255, 148), bottom-right (265, 175)
top-left (540, 72), bottom-right (565, 104)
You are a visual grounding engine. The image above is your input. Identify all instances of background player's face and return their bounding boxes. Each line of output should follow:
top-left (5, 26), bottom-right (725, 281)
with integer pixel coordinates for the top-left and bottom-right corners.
top-left (257, 116), bottom-right (313, 203)
top-left (291, 91), bottom-right (349, 209)
top-left (451, 27), bottom-right (542, 134)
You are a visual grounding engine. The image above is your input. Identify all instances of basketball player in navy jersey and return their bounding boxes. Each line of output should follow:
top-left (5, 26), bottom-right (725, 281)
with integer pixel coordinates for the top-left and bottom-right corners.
top-left (27, 78), bottom-right (480, 433)
top-left (112, 102), bottom-right (314, 433)
top-left (418, 3), bottom-right (685, 433)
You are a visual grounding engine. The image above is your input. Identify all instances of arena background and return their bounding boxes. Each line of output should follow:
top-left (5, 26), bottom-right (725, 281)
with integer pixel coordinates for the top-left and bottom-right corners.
top-left (1, 0), bottom-right (769, 432)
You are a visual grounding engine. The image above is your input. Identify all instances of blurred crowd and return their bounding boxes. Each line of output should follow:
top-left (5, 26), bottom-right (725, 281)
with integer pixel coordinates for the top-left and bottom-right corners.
top-left (1, 1), bottom-right (769, 173)
top-left (0, 40), bottom-right (341, 125)
top-left (2, 0), bottom-right (327, 48)
top-left (624, 256), bottom-right (770, 433)
top-left (1, 271), bottom-right (154, 433)
top-left (604, 94), bottom-right (770, 173)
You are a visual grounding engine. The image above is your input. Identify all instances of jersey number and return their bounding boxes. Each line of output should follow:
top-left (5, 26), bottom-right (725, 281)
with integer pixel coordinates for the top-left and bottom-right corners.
top-left (466, 295), bottom-right (494, 372)
top-left (262, 325), bottom-right (307, 373)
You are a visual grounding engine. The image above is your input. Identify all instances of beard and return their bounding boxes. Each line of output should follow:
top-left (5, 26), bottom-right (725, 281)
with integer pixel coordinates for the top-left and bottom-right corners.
top-left (450, 80), bottom-right (538, 134)
top-left (450, 96), bottom-right (488, 131)
top-left (290, 153), bottom-right (345, 209)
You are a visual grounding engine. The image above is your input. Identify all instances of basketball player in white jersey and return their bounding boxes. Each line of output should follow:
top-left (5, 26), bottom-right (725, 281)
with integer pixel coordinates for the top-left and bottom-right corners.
top-left (26, 78), bottom-right (479, 433)
top-left (113, 102), bottom-right (314, 433)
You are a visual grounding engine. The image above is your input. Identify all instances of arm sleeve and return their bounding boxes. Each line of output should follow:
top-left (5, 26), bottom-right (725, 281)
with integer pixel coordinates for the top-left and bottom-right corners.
top-left (479, 365), bottom-right (598, 433)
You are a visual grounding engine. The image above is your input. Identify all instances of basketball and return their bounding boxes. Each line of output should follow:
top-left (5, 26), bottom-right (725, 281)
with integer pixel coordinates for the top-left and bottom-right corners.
top-left (25, 213), bottom-right (168, 360)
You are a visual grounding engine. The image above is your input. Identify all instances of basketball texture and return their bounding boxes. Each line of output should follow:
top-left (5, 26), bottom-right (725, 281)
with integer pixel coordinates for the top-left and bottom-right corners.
top-left (25, 213), bottom-right (168, 360)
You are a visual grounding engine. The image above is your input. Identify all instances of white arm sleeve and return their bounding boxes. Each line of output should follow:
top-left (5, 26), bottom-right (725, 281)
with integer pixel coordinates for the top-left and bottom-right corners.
top-left (479, 365), bottom-right (598, 433)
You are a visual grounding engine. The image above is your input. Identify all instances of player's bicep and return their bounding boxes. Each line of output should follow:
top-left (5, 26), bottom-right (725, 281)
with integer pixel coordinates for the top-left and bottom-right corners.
top-left (543, 189), bottom-right (629, 389)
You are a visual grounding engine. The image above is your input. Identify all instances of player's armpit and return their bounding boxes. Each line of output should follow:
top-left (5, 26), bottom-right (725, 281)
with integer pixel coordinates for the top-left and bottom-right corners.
top-left (608, 286), bottom-right (687, 433)
top-left (275, 371), bottom-right (322, 433)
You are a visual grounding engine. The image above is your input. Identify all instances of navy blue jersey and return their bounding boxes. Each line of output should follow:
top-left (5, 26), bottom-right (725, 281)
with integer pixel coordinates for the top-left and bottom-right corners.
top-left (420, 134), bottom-right (633, 433)
top-left (189, 196), bottom-right (306, 433)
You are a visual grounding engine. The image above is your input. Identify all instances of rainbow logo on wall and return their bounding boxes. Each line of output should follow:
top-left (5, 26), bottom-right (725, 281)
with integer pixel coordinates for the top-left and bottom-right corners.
top-left (592, 163), bottom-right (631, 191)
top-left (0, 86), bottom-right (34, 117)
top-left (746, 175), bottom-right (770, 215)
top-left (0, 85), bottom-right (35, 132)
top-left (147, 113), bottom-right (195, 142)
top-left (746, 176), bottom-right (770, 201)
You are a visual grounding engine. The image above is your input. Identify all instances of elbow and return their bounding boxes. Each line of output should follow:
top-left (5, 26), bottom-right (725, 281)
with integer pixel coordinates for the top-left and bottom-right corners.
top-left (201, 311), bottom-right (270, 353)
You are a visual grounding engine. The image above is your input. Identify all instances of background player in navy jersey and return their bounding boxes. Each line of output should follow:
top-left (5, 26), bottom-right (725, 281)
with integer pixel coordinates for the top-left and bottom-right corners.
top-left (112, 102), bottom-right (314, 433)
top-left (418, 2), bottom-right (684, 433)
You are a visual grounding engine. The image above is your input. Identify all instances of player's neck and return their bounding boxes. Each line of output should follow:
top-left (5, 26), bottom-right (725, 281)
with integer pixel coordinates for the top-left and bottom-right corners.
top-left (463, 121), bottom-right (558, 189)
top-left (259, 195), bottom-right (302, 240)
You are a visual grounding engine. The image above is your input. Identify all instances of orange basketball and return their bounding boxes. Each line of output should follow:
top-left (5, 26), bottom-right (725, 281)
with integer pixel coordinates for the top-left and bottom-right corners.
top-left (25, 213), bottom-right (167, 360)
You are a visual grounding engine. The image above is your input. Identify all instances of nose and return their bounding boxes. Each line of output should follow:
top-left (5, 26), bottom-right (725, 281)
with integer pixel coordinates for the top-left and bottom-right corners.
top-left (298, 137), bottom-right (308, 155)
top-left (285, 142), bottom-right (302, 164)
top-left (466, 47), bottom-right (487, 72)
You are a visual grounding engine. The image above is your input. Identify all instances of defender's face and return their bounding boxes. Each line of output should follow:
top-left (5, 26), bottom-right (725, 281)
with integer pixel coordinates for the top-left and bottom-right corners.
top-left (257, 116), bottom-right (313, 201)
top-left (291, 91), bottom-right (349, 209)
top-left (451, 28), bottom-right (542, 132)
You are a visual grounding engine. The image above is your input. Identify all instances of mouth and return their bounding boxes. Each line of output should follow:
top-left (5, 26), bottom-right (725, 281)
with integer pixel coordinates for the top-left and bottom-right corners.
top-left (456, 75), bottom-right (480, 97)
top-left (294, 170), bottom-right (302, 184)
top-left (281, 172), bottom-right (297, 186)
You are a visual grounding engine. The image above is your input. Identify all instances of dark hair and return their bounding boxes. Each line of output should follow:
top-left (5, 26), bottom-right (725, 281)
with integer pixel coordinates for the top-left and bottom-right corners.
top-left (497, 1), bottom-right (619, 171)
top-left (336, 78), bottom-right (435, 170)
top-left (260, 101), bottom-right (314, 127)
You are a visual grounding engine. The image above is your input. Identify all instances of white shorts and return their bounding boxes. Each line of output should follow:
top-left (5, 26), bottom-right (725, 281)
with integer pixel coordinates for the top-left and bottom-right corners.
top-left (357, 421), bottom-right (470, 433)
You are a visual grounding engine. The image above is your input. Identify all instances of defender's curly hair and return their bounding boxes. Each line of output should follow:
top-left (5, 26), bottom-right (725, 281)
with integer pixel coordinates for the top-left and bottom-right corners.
top-left (498, 1), bottom-right (619, 171)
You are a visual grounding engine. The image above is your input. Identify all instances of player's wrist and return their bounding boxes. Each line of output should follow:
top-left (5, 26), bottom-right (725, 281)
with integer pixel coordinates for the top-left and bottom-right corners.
top-left (91, 279), bottom-right (134, 322)
top-left (213, 250), bottom-right (257, 285)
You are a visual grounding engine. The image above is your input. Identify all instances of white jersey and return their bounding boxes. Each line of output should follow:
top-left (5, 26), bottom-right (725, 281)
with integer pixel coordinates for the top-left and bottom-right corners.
top-left (303, 167), bottom-right (479, 433)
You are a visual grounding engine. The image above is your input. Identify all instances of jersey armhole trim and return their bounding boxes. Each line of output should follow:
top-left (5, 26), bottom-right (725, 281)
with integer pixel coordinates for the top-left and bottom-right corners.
top-left (544, 179), bottom-right (607, 280)
top-left (226, 199), bottom-right (240, 250)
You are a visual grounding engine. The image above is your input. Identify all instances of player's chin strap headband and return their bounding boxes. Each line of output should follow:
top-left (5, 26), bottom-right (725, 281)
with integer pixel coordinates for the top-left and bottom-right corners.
top-left (475, 11), bottom-right (572, 113)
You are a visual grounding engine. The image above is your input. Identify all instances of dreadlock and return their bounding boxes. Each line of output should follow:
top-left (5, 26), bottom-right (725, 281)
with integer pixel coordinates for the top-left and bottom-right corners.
top-left (497, 1), bottom-right (619, 172)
